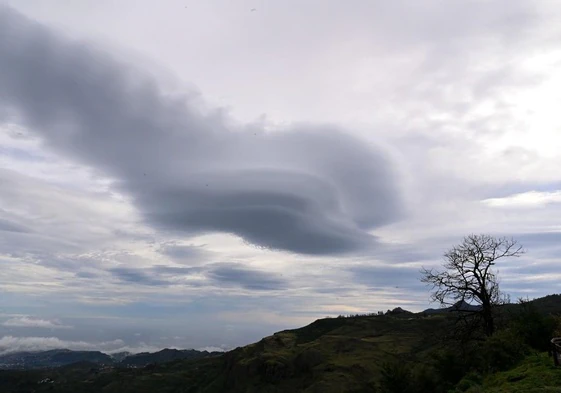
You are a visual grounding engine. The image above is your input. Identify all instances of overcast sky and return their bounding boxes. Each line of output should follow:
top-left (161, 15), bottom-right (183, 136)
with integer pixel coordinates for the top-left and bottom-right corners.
top-left (1, 0), bottom-right (561, 354)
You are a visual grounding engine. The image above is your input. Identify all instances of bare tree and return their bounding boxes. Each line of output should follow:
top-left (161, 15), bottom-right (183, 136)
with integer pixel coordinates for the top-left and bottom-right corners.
top-left (421, 234), bottom-right (524, 337)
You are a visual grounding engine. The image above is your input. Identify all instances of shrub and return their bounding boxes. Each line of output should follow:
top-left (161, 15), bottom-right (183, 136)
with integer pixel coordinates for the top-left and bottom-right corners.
top-left (378, 360), bottom-right (414, 393)
top-left (410, 364), bottom-right (441, 393)
top-left (431, 348), bottom-right (467, 388)
top-left (476, 329), bottom-right (529, 372)
top-left (510, 301), bottom-right (559, 351)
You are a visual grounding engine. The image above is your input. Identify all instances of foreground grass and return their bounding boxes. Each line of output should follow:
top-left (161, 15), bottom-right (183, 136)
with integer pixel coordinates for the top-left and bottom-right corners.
top-left (456, 352), bottom-right (561, 393)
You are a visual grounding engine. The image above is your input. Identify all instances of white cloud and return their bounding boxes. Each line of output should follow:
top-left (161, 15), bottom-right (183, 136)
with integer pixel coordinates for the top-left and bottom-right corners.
top-left (0, 335), bottom-right (162, 355)
top-left (104, 343), bottom-right (161, 355)
top-left (482, 191), bottom-right (561, 208)
top-left (0, 336), bottom-right (122, 355)
top-left (196, 346), bottom-right (228, 353)
top-left (2, 316), bottom-right (73, 329)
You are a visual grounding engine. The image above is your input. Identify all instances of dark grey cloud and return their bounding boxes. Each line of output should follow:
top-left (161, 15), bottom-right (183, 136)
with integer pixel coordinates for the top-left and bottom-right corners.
top-left (349, 264), bottom-right (426, 292)
top-left (206, 263), bottom-right (287, 291)
top-left (0, 5), bottom-right (401, 255)
top-left (502, 260), bottom-right (559, 277)
top-left (158, 243), bottom-right (209, 263)
top-left (110, 267), bottom-right (170, 287)
top-left (369, 243), bottom-right (434, 264)
top-left (313, 286), bottom-right (358, 295)
top-left (152, 265), bottom-right (202, 276)
top-left (108, 262), bottom-right (287, 291)
top-left (75, 271), bottom-right (101, 279)
top-left (515, 232), bottom-right (561, 250)
top-left (0, 218), bottom-right (29, 233)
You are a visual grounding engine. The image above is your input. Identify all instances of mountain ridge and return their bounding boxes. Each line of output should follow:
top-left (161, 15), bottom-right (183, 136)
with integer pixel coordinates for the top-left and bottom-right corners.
top-left (0, 347), bottom-right (221, 370)
top-left (422, 300), bottom-right (482, 314)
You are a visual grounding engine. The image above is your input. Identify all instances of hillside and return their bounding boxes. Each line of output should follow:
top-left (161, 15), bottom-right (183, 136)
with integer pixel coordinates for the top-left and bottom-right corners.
top-left (0, 312), bottom-right (456, 392)
top-left (120, 348), bottom-right (220, 367)
top-left (453, 352), bottom-right (561, 393)
top-left (214, 312), bottom-right (453, 393)
top-left (0, 348), bottom-right (219, 370)
top-left (1, 294), bottom-right (560, 392)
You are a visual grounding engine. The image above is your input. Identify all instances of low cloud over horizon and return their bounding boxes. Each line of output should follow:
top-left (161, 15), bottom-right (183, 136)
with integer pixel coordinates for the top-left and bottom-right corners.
top-left (2, 316), bottom-right (73, 330)
top-left (0, 335), bottom-right (158, 356)
top-left (1, 0), bottom-right (561, 352)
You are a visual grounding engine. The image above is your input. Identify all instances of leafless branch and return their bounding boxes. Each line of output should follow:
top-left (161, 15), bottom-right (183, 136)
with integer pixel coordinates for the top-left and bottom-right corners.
top-left (420, 234), bottom-right (523, 337)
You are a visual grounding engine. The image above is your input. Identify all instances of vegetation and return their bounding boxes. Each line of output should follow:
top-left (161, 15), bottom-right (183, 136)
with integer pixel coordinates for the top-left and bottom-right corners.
top-left (119, 349), bottom-right (220, 367)
top-left (453, 352), bottom-right (561, 393)
top-left (421, 234), bottom-right (524, 337)
top-left (0, 348), bottom-right (219, 370)
top-left (1, 294), bottom-right (561, 392)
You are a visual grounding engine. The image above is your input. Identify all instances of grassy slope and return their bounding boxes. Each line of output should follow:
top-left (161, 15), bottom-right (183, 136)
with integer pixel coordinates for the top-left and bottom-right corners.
top-left (215, 313), bottom-right (452, 393)
top-left (457, 352), bottom-right (561, 393)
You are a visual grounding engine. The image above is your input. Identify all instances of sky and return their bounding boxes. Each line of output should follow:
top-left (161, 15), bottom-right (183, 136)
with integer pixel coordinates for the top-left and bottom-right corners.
top-left (0, 0), bottom-right (561, 355)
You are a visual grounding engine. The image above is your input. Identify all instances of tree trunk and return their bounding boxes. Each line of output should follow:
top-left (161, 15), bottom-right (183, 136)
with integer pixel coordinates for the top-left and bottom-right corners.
top-left (482, 304), bottom-right (494, 336)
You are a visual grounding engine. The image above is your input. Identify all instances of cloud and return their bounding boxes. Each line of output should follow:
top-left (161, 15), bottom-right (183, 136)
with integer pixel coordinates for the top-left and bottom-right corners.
top-left (196, 346), bottom-right (227, 353)
top-left (158, 243), bottom-right (210, 264)
top-left (348, 263), bottom-right (426, 292)
top-left (0, 336), bottom-right (157, 355)
top-left (151, 265), bottom-right (202, 276)
top-left (206, 263), bottom-right (287, 291)
top-left (0, 168), bottom-right (140, 257)
top-left (0, 5), bottom-right (402, 255)
top-left (110, 267), bottom-right (170, 287)
top-left (515, 232), bottom-right (561, 250)
top-left (109, 262), bottom-right (288, 291)
top-left (482, 190), bottom-right (561, 208)
top-left (2, 316), bottom-right (72, 329)
top-left (0, 217), bottom-right (29, 234)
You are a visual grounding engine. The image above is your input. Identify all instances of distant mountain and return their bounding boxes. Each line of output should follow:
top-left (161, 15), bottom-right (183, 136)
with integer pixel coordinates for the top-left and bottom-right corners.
top-left (119, 348), bottom-right (221, 367)
top-left (385, 307), bottom-right (413, 315)
top-left (0, 348), bottom-right (219, 370)
top-left (0, 349), bottom-right (112, 370)
top-left (423, 300), bottom-right (482, 314)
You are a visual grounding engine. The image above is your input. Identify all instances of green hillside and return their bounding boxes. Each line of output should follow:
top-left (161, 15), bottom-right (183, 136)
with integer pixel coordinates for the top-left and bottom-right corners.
top-left (119, 348), bottom-right (220, 367)
top-left (453, 352), bottom-right (561, 393)
top-left (1, 295), bottom-right (561, 392)
top-left (213, 312), bottom-right (453, 393)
